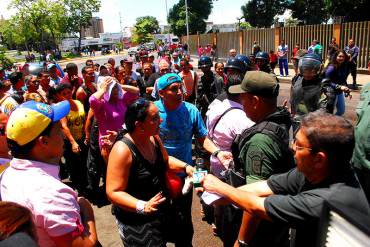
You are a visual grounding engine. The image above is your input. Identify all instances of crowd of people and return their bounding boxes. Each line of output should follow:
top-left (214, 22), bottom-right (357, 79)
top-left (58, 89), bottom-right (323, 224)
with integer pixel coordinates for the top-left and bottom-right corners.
top-left (0, 37), bottom-right (369, 247)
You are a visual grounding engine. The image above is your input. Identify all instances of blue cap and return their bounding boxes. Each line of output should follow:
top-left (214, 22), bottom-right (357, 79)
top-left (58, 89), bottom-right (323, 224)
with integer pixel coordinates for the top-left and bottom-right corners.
top-left (157, 73), bottom-right (182, 90)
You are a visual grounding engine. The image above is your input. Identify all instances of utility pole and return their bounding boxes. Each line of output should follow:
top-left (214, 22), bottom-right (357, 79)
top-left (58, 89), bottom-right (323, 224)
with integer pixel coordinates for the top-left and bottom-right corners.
top-left (165, 0), bottom-right (170, 45)
top-left (185, 0), bottom-right (190, 52)
top-left (119, 12), bottom-right (123, 33)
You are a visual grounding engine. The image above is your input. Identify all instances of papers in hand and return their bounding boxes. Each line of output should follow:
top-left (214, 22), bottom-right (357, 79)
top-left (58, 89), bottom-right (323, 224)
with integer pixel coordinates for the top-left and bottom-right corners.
top-left (201, 191), bottom-right (223, 205)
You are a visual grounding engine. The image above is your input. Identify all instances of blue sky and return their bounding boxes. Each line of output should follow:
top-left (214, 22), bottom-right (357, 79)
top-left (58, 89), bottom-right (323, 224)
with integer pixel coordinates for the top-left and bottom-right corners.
top-left (1, 0), bottom-right (248, 32)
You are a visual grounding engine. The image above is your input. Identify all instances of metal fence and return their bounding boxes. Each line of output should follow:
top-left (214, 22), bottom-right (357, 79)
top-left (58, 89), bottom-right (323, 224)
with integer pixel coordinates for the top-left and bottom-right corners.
top-left (182, 21), bottom-right (370, 69)
top-left (280, 24), bottom-right (333, 61)
top-left (217, 31), bottom-right (240, 58)
top-left (340, 21), bottom-right (370, 69)
top-left (243, 28), bottom-right (275, 55)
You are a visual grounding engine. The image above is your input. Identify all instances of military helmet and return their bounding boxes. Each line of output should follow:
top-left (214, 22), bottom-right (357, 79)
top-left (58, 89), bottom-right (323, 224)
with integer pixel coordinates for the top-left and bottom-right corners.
top-left (198, 56), bottom-right (213, 68)
top-left (298, 53), bottom-right (322, 74)
top-left (224, 58), bottom-right (247, 74)
top-left (235, 54), bottom-right (252, 71)
top-left (255, 51), bottom-right (269, 61)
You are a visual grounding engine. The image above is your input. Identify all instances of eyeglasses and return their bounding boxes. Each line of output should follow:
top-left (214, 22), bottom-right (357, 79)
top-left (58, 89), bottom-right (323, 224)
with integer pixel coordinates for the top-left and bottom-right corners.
top-left (292, 139), bottom-right (312, 151)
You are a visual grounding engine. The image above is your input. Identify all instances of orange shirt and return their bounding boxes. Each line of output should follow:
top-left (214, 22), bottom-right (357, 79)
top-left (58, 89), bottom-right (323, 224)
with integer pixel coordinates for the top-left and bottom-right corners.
top-left (180, 71), bottom-right (197, 96)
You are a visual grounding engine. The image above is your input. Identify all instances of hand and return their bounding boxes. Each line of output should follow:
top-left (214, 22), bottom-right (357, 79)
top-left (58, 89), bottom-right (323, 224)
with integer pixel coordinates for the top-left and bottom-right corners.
top-left (71, 141), bottom-right (81, 153)
top-left (216, 151), bottom-right (233, 168)
top-left (84, 137), bottom-right (90, 146)
top-left (71, 75), bottom-right (79, 85)
top-left (185, 165), bottom-right (195, 177)
top-left (144, 192), bottom-right (166, 214)
top-left (100, 76), bottom-right (114, 92)
top-left (201, 174), bottom-right (225, 195)
top-left (77, 197), bottom-right (94, 221)
top-left (100, 130), bottom-right (118, 149)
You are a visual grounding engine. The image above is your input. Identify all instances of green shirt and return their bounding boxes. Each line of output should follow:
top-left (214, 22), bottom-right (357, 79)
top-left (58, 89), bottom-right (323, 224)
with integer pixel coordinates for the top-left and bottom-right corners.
top-left (352, 83), bottom-right (370, 170)
top-left (239, 133), bottom-right (283, 184)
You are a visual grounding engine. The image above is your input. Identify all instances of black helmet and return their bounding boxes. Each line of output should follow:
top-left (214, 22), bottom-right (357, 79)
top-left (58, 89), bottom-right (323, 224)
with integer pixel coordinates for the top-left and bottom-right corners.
top-left (198, 56), bottom-right (212, 68)
top-left (256, 51), bottom-right (269, 61)
top-left (298, 53), bottom-right (322, 74)
top-left (224, 58), bottom-right (247, 74)
top-left (235, 55), bottom-right (252, 70)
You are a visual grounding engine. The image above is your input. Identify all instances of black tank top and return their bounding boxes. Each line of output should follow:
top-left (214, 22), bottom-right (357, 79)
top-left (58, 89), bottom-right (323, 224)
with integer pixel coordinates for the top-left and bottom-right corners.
top-left (112, 135), bottom-right (170, 224)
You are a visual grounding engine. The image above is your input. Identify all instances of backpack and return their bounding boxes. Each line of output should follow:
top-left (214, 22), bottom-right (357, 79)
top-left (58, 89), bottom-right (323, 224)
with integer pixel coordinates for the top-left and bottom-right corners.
top-left (226, 121), bottom-right (294, 187)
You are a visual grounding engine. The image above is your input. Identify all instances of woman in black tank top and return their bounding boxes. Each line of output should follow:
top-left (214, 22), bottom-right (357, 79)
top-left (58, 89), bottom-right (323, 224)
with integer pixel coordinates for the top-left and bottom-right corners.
top-left (106, 98), bottom-right (194, 247)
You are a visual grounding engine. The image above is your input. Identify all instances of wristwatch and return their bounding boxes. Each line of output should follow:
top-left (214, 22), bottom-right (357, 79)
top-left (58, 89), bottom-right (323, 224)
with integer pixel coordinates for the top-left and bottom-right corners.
top-left (212, 149), bottom-right (221, 157)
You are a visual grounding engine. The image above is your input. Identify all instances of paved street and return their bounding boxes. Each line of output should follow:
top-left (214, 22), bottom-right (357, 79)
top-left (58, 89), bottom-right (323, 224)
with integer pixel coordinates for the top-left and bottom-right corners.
top-left (58, 54), bottom-right (367, 246)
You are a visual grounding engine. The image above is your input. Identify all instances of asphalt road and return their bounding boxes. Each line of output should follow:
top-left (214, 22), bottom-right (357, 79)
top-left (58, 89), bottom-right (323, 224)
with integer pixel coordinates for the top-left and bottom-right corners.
top-left (60, 53), bottom-right (363, 246)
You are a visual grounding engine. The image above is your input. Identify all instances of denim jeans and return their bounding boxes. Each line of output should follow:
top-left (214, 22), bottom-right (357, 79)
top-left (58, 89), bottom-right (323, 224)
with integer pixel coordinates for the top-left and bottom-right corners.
top-left (335, 92), bottom-right (345, 116)
top-left (278, 58), bottom-right (289, 76)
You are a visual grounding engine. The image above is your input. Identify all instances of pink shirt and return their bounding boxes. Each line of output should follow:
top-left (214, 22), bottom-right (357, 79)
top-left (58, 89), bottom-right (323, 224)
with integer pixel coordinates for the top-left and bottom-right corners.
top-left (0, 159), bottom-right (83, 247)
top-left (206, 99), bottom-right (254, 177)
top-left (89, 91), bottom-right (138, 148)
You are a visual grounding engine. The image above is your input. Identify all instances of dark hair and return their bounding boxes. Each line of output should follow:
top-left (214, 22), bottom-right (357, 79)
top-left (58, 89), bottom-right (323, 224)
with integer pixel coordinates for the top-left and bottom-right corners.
top-left (124, 98), bottom-right (151, 133)
top-left (86, 59), bottom-right (93, 66)
top-left (81, 66), bottom-right (93, 75)
top-left (37, 71), bottom-right (49, 78)
top-left (65, 63), bottom-right (77, 71)
top-left (9, 72), bottom-right (22, 85)
top-left (7, 122), bottom-right (54, 158)
top-left (0, 201), bottom-right (37, 241)
top-left (214, 62), bottom-right (223, 70)
top-left (329, 49), bottom-right (349, 69)
top-left (55, 83), bottom-right (72, 94)
top-left (300, 111), bottom-right (354, 175)
top-left (114, 65), bottom-right (124, 75)
top-left (180, 58), bottom-right (189, 66)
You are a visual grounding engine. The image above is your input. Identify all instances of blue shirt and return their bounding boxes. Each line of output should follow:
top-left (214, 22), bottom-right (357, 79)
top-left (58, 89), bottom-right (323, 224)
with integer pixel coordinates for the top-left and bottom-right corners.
top-left (154, 100), bottom-right (208, 165)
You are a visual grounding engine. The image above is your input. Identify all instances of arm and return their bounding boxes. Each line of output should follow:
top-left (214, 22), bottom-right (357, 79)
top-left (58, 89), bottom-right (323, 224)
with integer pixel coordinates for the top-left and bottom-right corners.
top-left (60, 116), bottom-right (80, 153)
top-left (84, 108), bottom-right (94, 145)
top-left (51, 198), bottom-right (98, 247)
top-left (106, 141), bottom-right (165, 214)
top-left (90, 77), bottom-right (113, 100)
top-left (202, 174), bottom-right (269, 220)
top-left (120, 84), bottom-right (140, 94)
top-left (199, 136), bottom-right (233, 166)
top-left (76, 87), bottom-right (86, 105)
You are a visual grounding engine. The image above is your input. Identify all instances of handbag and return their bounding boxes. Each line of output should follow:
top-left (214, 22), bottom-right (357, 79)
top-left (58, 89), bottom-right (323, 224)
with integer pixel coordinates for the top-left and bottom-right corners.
top-left (221, 161), bottom-right (246, 188)
top-left (153, 135), bottom-right (183, 198)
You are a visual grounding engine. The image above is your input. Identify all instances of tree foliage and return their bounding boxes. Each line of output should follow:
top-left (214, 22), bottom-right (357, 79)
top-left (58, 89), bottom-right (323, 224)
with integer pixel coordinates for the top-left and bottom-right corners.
top-left (63, 0), bottom-right (101, 52)
top-left (289, 0), bottom-right (328, 24)
top-left (324, 0), bottom-right (370, 22)
top-left (241, 0), bottom-right (287, 28)
top-left (132, 16), bottom-right (159, 44)
top-left (2, 0), bottom-right (69, 52)
top-left (168, 0), bottom-right (213, 37)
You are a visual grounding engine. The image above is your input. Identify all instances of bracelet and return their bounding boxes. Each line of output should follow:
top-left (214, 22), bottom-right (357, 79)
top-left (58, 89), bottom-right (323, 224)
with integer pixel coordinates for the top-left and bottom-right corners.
top-left (212, 149), bottom-right (221, 157)
top-left (183, 163), bottom-right (190, 172)
top-left (136, 200), bottom-right (146, 215)
top-left (238, 239), bottom-right (249, 247)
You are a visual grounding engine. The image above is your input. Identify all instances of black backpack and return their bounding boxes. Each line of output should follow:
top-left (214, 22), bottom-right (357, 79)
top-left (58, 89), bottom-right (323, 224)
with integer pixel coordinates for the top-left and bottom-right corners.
top-left (225, 121), bottom-right (294, 187)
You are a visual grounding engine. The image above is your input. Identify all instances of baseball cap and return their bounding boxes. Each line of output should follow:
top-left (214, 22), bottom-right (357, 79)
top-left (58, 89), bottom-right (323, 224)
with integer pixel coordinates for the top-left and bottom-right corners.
top-left (6, 100), bottom-right (70, 145)
top-left (228, 71), bottom-right (279, 97)
top-left (157, 73), bottom-right (182, 90)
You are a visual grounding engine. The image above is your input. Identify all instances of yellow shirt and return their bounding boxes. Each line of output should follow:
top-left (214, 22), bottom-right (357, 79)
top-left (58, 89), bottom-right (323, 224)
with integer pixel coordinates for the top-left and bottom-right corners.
top-left (66, 100), bottom-right (85, 141)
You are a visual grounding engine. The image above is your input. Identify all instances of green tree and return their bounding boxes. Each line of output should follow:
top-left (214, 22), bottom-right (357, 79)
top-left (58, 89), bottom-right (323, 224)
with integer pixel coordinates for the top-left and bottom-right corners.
top-left (241, 0), bottom-right (287, 28)
top-left (132, 16), bottom-right (160, 44)
top-left (63, 0), bottom-right (101, 53)
top-left (168, 0), bottom-right (213, 36)
top-left (289, 0), bottom-right (328, 24)
top-left (324, 0), bottom-right (370, 22)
